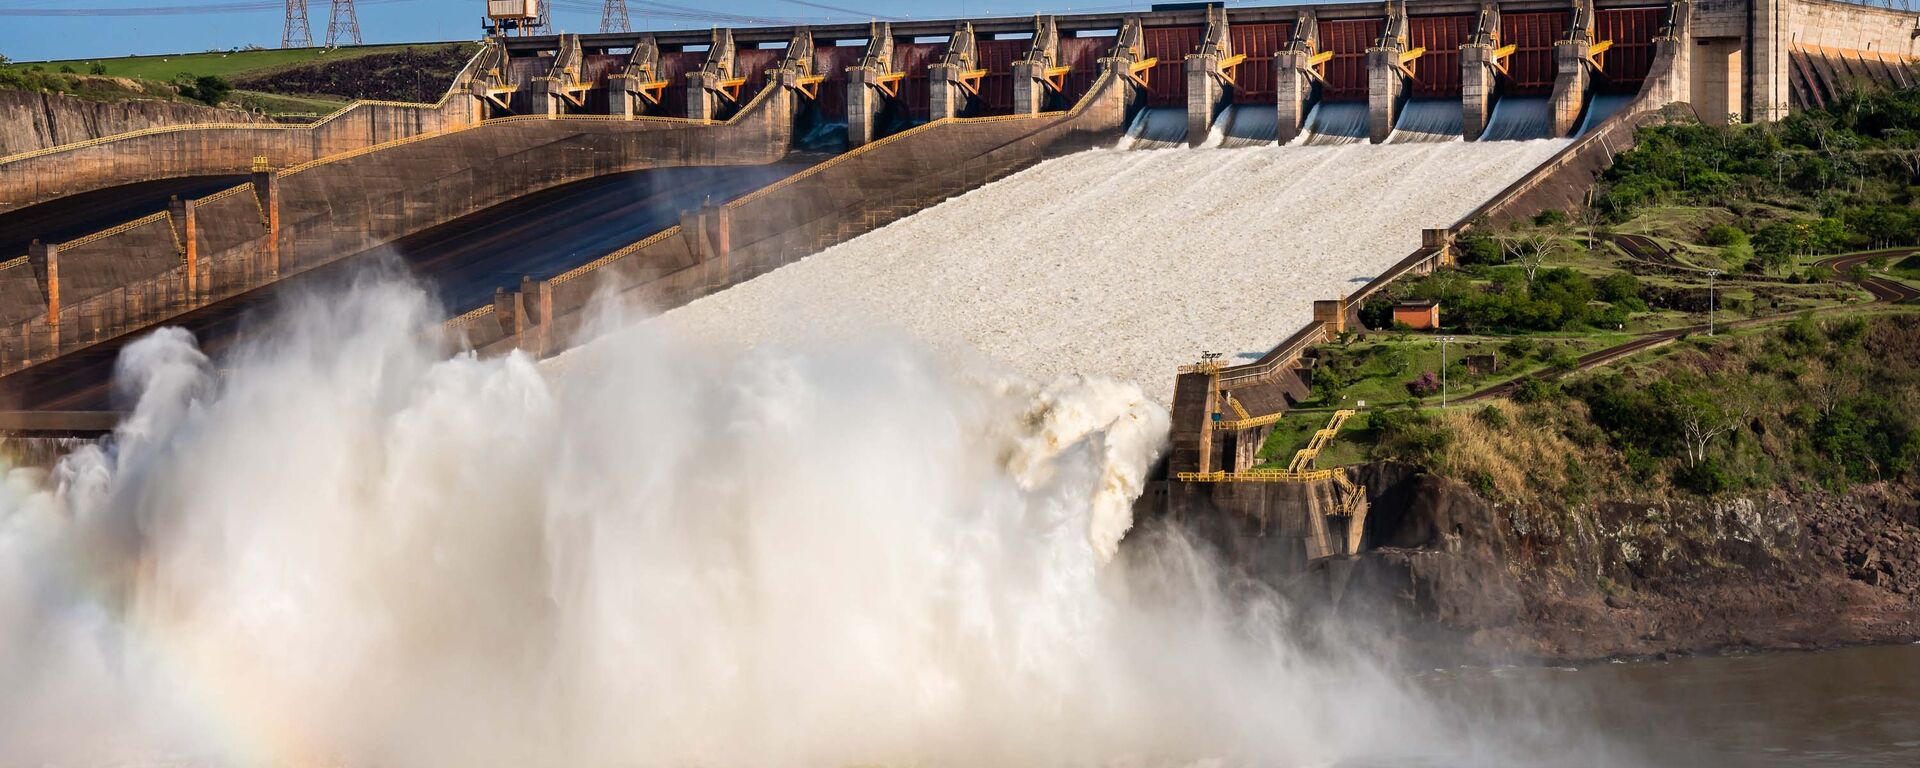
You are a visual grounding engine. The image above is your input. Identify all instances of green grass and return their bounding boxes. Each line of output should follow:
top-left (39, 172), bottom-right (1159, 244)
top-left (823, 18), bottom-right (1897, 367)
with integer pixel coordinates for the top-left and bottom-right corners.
top-left (1254, 410), bottom-right (1377, 469)
top-left (25, 44), bottom-right (448, 82)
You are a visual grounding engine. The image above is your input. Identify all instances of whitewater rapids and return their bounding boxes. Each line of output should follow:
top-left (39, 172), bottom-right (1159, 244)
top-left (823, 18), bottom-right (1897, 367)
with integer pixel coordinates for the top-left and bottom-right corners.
top-left (0, 270), bottom-right (1644, 768)
top-left (661, 140), bottom-right (1568, 403)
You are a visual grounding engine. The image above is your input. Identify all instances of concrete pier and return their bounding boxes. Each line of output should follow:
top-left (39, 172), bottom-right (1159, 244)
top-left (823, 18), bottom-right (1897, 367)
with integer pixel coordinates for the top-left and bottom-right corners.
top-left (1274, 12), bottom-right (1318, 146)
top-left (1367, 3), bottom-right (1410, 144)
top-left (1460, 4), bottom-right (1500, 141)
top-left (1184, 7), bottom-right (1232, 147)
top-left (847, 23), bottom-right (895, 147)
top-left (687, 29), bottom-right (737, 121)
top-left (1012, 16), bottom-right (1060, 114)
top-left (928, 24), bottom-right (978, 120)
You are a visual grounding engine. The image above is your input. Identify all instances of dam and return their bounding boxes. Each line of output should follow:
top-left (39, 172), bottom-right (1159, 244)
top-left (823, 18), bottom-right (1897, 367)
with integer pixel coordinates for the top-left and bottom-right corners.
top-left (0, 0), bottom-right (1917, 765)
top-left (3, 0), bottom-right (1913, 422)
top-left (0, 0), bottom-right (1911, 572)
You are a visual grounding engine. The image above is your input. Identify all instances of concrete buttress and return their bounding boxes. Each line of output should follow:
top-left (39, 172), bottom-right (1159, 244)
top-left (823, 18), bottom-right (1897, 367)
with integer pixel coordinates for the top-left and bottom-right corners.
top-left (1185, 6), bottom-right (1232, 146)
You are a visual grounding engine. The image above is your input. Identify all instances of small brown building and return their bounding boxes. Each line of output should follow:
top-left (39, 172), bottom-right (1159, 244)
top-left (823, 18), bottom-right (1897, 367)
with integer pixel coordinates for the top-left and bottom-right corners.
top-left (1393, 299), bottom-right (1441, 330)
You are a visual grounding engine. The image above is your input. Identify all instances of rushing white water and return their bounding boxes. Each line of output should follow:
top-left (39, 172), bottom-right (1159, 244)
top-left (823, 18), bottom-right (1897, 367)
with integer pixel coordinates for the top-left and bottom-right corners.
top-left (1481, 96), bottom-right (1554, 141)
top-left (664, 140), bottom-right (1569, 403)
top-left (1298, 102), bottom-right (1371, 145)
top-left (1204, 104), bottom-right (1281, 148)
top-left (1121, 106), bottom-right (1189, 150)
top-left (1389, 99), bottom-right (1466, 143)
top-left (0, 270), bottom-right (1641, 768)
top-left (1578, 93), bottom-right (1635, 136)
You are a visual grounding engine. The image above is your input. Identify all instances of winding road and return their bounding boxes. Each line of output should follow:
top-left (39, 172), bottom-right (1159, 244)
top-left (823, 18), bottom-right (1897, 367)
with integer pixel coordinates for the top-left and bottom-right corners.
top-left (1463, 248), bottom-right (1917, 402)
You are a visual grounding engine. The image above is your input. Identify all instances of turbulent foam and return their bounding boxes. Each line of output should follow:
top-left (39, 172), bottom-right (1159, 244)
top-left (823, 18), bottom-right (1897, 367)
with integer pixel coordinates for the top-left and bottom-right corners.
top-left (0, 271), bottom-right (1639, 768)
top-left (662, 140), bottom-right (1569, 403)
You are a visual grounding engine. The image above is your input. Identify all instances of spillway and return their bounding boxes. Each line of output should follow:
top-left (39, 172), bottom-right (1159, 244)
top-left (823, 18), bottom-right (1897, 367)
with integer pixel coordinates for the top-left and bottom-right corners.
top-left (661, 140), bottom-right (1568, 402)
top-left (1388, 100), bottom-right (1465, 144)
top-left (1121, 107), bottom-right (1190, 149)
top-left (1296, 102), bottom-right (1371, 145)
top-left (1481, 97), bottom-right (1553, 141)
top-left (1205, 104), bottom-right (1281, 148)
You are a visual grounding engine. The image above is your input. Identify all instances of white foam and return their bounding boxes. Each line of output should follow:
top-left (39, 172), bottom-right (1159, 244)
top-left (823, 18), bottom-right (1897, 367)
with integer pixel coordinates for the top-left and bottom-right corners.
top-left (662, 140), bottom-right (1569, 403)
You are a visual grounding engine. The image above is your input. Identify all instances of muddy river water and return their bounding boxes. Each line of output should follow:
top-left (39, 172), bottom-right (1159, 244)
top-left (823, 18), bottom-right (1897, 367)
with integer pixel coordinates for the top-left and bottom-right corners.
top-left (1420, 644), bottom-right (1920, 767)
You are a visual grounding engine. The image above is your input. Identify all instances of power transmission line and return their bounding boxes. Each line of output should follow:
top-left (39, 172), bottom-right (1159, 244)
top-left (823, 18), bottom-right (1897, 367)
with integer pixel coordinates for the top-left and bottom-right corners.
top-left (282, 0), bottom-right (310, 47)
top-left (600, 0), bottom-right (630, 33)
top-left (0, 0), bottom-right (415, 16)
top-left (326, 0), bottom-right (360, 45)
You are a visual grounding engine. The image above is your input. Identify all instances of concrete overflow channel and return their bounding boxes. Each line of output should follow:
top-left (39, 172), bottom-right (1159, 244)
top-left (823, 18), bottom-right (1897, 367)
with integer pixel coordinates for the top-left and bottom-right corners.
top-left (1, 0), bottom-right (1917, 589)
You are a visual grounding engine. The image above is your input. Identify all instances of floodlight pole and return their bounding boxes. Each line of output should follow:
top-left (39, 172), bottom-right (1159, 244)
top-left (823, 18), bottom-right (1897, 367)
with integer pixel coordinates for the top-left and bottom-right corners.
top-left (1438, 336), bottom-right (1456, 408)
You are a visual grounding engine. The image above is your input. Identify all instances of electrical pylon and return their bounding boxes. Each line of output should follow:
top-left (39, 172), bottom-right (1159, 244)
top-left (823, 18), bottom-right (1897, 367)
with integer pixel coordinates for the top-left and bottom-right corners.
top-left (600, 1), bottom-right (632, 32)
top-left (281, 0), bottom-right (312, 48)
top-left (533, 2), bottom-right (554, 35)
top-left (326, 0), bottom-right (362, 47)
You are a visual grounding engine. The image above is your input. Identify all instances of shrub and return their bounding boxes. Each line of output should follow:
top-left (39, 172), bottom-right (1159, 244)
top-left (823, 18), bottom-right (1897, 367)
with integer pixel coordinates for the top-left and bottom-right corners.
top-left (1534, 209), bottom-right (1569, 227)
top-left (88, 61), bottom-right (107, 75)
top-left (1511, 377), bottom-right (1560, 404)
top-left (1675, 458), bottom-right (1732, 494)
top-left (1405, 371), bottom-right (1442, 398)
top-left (1375, 407), bottom-right (1454, 464)
top-left (1476, 404), bottom-right (1510, 430)
top-left (1702, 223), bottom-right (1748, 247)
top-left (1595, 272), bottom-right (1642, 303)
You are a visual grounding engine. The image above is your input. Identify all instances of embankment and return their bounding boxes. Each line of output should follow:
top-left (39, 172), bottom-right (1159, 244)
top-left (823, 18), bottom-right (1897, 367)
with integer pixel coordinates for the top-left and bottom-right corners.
top-left (0, 88), bottom-right (277, 157)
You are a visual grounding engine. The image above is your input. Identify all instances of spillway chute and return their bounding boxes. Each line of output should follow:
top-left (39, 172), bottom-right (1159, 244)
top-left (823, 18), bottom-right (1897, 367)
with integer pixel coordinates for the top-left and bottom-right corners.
top-left (1297, 102), bottom-right (1369, 146)
top-left (1577, 93), bottom-right (1634, 136)
top-left (1388, 99), bottom-right (1464, 144)
top-left (1479, 97), bottom-right (1553, 141)
top-left (1121, 107), bottom-right (1189, 150)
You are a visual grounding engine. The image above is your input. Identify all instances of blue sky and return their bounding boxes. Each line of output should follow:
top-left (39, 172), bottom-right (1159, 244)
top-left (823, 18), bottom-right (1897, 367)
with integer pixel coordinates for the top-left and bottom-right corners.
top-left (0, 0), bottom-right (1166, 62)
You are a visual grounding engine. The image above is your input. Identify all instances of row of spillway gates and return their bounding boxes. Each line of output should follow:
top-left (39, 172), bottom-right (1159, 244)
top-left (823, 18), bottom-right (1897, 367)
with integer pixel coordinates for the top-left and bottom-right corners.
top-left (479, 0), bottom-right (1670, 148)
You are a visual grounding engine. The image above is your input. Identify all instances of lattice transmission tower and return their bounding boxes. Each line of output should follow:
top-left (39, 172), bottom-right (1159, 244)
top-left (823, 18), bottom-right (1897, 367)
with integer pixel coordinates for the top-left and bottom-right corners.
top-left (326, 0), bottom-right (362, 47)
top-left (281, 0), bottom-right (312, 48)
top-left (533, 3), bottom-right (554, 35)
top-left (601, 0), bottom-right (632, 33)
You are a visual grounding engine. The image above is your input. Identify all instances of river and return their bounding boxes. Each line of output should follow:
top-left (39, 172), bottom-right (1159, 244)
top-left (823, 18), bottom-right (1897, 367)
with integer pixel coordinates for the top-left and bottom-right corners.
top-left (1423, 644), bottom-right (1920, 767)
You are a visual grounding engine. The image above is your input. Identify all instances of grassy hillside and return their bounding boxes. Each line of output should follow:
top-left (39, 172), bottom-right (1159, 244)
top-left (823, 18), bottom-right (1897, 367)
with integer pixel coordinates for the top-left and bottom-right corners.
top-left (1256, 84), bottom-right (1920, 502)
top-left (27, 44), bottom-right (460, 82)
top-left (4, 42), bottom-right (475, 117)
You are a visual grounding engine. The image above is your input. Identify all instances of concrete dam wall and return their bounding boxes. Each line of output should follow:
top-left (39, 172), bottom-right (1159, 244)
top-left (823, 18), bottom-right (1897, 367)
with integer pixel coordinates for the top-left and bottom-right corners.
top-left (0, 89), bottom-right (278, 158)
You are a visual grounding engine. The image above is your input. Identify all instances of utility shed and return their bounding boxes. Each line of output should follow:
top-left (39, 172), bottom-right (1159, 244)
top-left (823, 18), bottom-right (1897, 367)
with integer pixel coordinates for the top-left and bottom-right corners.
top-left (1393, 299), bottom-right (1440, 330)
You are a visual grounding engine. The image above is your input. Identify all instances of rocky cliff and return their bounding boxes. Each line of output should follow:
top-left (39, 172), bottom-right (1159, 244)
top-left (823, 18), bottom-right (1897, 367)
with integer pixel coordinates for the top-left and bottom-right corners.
top-left (0, 88), bottom-right (275, 157)
top-left (1347, 463), bottom-right (1920, 662)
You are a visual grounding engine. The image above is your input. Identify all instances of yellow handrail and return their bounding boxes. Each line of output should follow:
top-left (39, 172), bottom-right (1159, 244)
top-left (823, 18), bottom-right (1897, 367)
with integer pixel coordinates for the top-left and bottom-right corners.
top-left (1176, 469), bottom-right (1340, 483)
top-left (551, 226), bottom-right (682, 286)
top-left (58, 211), bottom-right (169, 251)
top-left (444, 304), bottom-right (497, 330)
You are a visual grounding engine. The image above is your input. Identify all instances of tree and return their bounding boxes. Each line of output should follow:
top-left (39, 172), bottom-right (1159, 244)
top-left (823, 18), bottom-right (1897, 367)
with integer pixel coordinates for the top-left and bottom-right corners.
top-left (1669, 388), bottom-right (1749, 469)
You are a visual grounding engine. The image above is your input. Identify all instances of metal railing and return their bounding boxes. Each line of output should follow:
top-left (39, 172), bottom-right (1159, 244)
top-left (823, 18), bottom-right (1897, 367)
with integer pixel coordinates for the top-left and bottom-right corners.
top-left (58, 211), bottom-right (169, 251)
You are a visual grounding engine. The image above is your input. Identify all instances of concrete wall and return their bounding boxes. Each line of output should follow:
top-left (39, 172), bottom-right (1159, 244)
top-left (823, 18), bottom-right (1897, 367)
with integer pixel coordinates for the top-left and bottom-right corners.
top-left (0, 82), bottom-right (797, 375)
top-left (0, 89), bottom-right (279, 157)
top-left (470, 68), bottom-right (1136, 355)
top-left (0, 48), bottom-right (492, 214)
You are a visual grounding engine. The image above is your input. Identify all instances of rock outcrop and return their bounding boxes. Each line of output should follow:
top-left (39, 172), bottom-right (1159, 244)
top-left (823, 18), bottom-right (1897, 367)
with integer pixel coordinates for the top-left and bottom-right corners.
top-left (1346, 462), bottom-right (1920, 662)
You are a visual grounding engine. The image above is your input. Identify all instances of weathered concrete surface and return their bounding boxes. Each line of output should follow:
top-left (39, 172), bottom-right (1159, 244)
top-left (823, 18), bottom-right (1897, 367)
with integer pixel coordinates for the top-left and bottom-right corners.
top-left (0, 48), bottom-right (490, 214)
top-left (473, 65), bottom-right (1136, 357)
top-left (0, 79), bottom-right (798, 375)
top-left (0, 89), bottom-right (277, 157)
